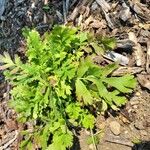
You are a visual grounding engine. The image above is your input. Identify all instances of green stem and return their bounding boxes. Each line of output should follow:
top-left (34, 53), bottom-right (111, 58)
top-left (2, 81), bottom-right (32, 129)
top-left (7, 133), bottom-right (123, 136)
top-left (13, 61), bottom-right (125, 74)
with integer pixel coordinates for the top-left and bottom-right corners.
top-left (90, 128), bottom-right (98, 150)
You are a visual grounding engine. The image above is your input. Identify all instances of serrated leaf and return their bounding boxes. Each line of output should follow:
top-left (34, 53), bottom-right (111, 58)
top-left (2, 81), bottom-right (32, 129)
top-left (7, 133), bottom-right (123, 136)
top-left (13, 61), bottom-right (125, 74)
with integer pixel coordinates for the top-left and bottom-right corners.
top-left (51, 131), bottom-right (73, 149)
top-left (101, 37), bottom-right (116, 50)
top-left (82, 114), bottom-right (95, 129)
top-left (111, 90), bottom-right (127, 106)
top-left (86, 75), bottom-right (113, 106)
top-left (20, 136), bottom-right (31, 149)
top-left (78, 32), bottom-right (88, 43)
top-left (77, 59), bottom-right (89, 77)
top-left (0, 52), bottom-right (16, 70)
top-left (91, 42), bottom-right (104, 55)
top-left (1, 25), bottom-right (136, 150)
top-left (101, 63), bottom-right (118, 77)
top-left (103, 75), bottom-right (137, 93)
top-left (75, 79), bottom-right (93, 105)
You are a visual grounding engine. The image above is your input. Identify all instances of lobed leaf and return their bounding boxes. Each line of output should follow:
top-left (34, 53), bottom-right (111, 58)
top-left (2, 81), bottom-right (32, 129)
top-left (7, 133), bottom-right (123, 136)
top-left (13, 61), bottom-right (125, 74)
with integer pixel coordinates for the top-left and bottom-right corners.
top-left (76, 79), bottom-right (93, 105)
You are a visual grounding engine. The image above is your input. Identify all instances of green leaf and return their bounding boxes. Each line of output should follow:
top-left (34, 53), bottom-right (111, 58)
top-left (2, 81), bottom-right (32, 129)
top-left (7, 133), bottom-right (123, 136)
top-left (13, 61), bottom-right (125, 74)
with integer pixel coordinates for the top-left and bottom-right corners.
top-left (101, 63), bottom-right (118, 77)
top-left (50, 130), bottom-right (73, 149)
top-left (20, 136), bottom-right (31, 149)
top-left (101, 100), bottom-right (108, 111)
top-left (76, 79), bottom-right (93, 105)
top-left (111, 90), bottom-right (127, 106)
top-left (101, 37), bottom-right (116, 50)
top-left (82, 114), bottom-right (95, 129)
top-left (103, 75), bottom-right (137, 93)
top-left (0, 52), bottom-right (16, 70)
top-left (77, 59), bottom-right (89, 77)
top-left (78, 32), bottom-right (88, 43)
top-left (86, 75), bottom-right (113, 106)
top-left (91, 42), bottom-right (104, 55)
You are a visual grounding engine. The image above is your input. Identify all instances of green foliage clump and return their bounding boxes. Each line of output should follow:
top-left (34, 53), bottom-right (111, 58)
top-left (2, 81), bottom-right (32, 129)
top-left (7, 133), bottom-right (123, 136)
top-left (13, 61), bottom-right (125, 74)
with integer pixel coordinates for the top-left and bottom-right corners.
top-left (0, 25), bottom-right (136, 149)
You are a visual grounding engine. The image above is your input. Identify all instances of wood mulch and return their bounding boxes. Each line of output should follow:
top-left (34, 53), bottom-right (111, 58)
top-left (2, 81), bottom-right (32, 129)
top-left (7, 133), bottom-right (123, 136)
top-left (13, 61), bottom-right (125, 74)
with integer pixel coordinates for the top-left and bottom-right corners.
top-left (0, 0), bottom-right (150, 149)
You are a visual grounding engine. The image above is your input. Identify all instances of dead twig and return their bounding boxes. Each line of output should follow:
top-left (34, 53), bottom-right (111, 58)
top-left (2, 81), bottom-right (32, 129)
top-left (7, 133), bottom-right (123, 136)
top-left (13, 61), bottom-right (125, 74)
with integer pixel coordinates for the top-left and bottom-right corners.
top-left (128, 32), bottom-right (145, 66)
top-left (43, 0), bottom-right (48, 24)
top-left (102, 9), bottom-right (114, 29)
top-left (112, 67), bottom-right (143, 76)
top-left (96, 0), bottom-right (110, 12)
top-left (65, 0), bottom-right (70, 14)
top-left (105, 136), bottom-right (134, 147)
top-left (63, 0), bottom-right (67, 23)
top-left (0, 130), bottom-right (18, 150)
top-left (146, 41), bottom-right (150, 73)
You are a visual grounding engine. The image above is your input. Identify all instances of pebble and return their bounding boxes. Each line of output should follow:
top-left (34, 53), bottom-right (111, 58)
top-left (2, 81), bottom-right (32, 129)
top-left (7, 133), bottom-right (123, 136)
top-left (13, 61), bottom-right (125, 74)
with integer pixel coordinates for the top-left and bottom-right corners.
top-left (134, 121), bottom-right (145, 130)
top-left (85, 130), bottom-right (90, 135)
top-left (140, 130), bottom-right (148, 136)
top-left (98, 122), bottom-right (106, 129)
top-left (91, 2), bottom-right (98, 11)
top-left (135, 92), bottom-right (141, 96)
top-left (89, 144), bottom-right (95, 150)
top-left (110, 121), bottom-right (121, 135)
top-left (130, 100), bottom-right (139, 106)
top-left (133, 105), bottom-right (138, 109)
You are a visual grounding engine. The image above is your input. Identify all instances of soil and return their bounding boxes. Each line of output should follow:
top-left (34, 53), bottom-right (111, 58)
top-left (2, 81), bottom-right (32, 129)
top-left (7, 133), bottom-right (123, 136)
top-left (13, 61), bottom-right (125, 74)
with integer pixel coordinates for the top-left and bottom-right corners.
top-left (0, 0), bottom-right (150, 150)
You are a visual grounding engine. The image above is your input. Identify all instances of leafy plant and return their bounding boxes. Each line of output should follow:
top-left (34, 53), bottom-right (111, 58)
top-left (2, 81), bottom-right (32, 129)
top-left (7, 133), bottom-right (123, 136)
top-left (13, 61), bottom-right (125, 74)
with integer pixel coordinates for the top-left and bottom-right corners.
top-left (0, 25), bottom-right (136, 149)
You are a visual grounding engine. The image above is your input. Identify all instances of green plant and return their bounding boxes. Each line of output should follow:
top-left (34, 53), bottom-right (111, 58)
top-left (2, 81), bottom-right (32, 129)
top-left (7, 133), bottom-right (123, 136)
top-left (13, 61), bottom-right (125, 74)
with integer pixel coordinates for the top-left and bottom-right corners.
top-left (0, 25), bottom-right (136, 150)
top-left (86, 134), bottom-right (100, 145)
top-left (132, 137), bottom-right (141, 144)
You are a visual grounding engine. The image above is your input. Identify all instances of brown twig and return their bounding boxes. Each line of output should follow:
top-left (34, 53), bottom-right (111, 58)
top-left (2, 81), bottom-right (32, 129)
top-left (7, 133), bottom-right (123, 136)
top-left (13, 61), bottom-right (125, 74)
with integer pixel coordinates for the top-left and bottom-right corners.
top-left (105, 137), bottom-right (134, 147)
top-left (0, 130), bottom-right (18, 150)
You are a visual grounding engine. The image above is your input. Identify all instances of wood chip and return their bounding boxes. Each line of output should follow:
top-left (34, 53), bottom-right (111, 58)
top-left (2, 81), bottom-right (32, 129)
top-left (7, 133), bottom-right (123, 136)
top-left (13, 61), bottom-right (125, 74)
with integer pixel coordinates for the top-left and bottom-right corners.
top-left (146, 41), bottom-right (150, 73)
top-left (128, 32), bottom-right (145, 66)
top-left (96, 0), bottom-right (111, 12)
top-left (68, 7), bottom-right (79, 21)
top-left (102, 10), bottom-right (114, 29)
top-left (119, 2), bottom-right (131, 22)
top-left (137, 74), bottom-right (150, 90)
top-left (0, 0), bottom-right (5, 18)
top-left (105, 134), bottom-right (134, 147)
top-left (129, 0), bottom-right (150, 21)
top-left (112, 67), bottom-right (143, 76)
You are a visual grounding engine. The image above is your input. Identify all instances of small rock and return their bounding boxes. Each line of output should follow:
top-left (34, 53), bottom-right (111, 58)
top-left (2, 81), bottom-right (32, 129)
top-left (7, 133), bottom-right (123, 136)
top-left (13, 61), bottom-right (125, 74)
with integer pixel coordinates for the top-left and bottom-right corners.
top-left (110, 121), bottom-right (121, 135)
top-left (134, 121), bottom-right (145, 130)
top-left (140, 130), bottom-right (148, 136)
top-left (91, 2), bottom-right (98, 11)
top-left (133, 105), bottom-right (138, 109)
top-left (124, 130), bottom-right (128, 134)
top-left (89, 144), bottom-right (95, 150)
top-left (6, 119), bottom-right (18, 131)
top-left (98, 122), bottom-right (106, 129)
top-left (122, 117), bottom-right (130, 124)
top-left (85, 130), bottom-right (90, 135)
top-left (130, 100), bottom-right (139, 106)
top-left (135, 92), bottom-right (141, 96)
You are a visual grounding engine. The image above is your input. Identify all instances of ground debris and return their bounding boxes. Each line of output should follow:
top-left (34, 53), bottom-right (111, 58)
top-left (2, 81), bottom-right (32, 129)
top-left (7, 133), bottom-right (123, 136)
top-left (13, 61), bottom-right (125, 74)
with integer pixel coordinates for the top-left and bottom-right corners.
top-left (109, 121), bottom-right (121, 136)
top-left (0, 0), bottom-right (150, 150)
top-left (112, 67), bottom-right (143, 76)
top-left (146, 41), bottom-right (150, 73)
top-left (128, 32), bottom-right (145, 67)
top-left (137, 74), bottom-right (150, 90)
top-left (0, 0), bottom-right (5, 19)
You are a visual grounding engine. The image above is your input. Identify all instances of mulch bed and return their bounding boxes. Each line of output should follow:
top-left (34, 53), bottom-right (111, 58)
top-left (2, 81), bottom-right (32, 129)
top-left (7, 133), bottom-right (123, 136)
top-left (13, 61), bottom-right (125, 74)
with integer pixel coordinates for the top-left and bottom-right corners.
top-left (0, 0), bottom-right (150, 149)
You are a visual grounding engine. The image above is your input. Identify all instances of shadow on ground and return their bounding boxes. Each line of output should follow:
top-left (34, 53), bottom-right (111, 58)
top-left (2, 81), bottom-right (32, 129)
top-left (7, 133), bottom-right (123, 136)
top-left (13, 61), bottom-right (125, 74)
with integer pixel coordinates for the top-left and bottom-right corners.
top-left (132, 141), bottom-right (150, 150)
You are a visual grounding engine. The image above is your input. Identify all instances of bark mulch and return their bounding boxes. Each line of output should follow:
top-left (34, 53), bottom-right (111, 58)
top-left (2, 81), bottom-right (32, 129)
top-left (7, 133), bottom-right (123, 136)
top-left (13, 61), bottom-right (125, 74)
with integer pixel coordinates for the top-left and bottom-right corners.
top-left (0, 0), bottom-right (150, 149)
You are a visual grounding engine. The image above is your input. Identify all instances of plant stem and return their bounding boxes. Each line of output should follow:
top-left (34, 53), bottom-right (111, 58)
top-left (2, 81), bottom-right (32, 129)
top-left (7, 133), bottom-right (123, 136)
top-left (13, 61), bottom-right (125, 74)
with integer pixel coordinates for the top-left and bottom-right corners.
top-left (90, 128), bottom-right (98, 150)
